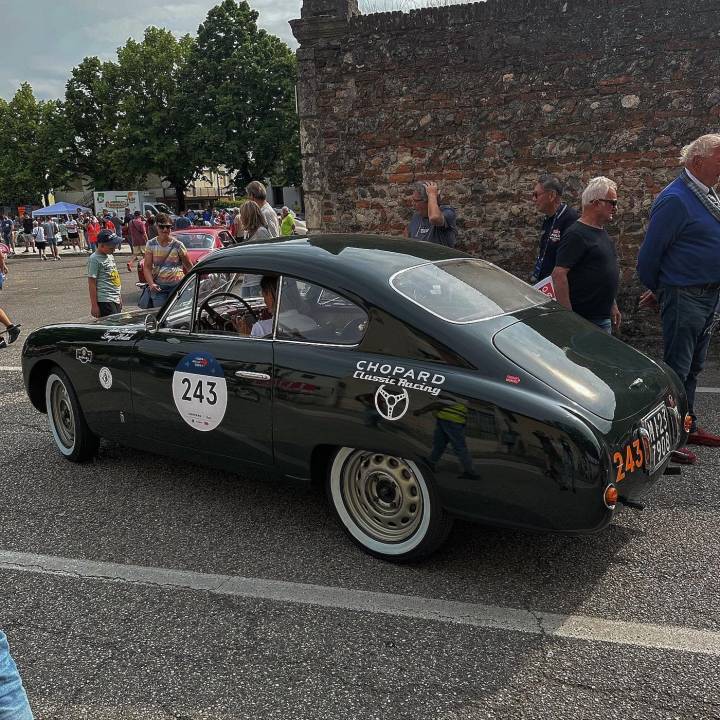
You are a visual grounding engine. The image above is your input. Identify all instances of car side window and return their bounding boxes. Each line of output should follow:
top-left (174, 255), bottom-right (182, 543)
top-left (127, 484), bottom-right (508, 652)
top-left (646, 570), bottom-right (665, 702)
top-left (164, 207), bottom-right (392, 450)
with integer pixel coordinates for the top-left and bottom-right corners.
top-left (193, 271), bottom-right (273, 338)
top-left (161, 276), bottom-right (197, 331)
top-left (276, 277), bottom-right (368, 345)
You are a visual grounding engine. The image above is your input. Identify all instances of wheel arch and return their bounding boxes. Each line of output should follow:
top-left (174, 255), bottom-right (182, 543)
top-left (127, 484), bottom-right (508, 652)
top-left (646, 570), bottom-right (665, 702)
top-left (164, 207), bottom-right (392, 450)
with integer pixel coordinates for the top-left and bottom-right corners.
top-left (310, 444), bottom-right (338, 487)
top-left (27, 359), bottom-right (60, 413)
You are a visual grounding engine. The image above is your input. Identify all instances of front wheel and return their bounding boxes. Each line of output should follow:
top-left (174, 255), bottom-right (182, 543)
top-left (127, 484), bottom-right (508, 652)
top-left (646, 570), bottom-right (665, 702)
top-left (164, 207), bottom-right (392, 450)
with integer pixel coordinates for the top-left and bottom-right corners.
top-left (45, 369), bottom-right (99, 462)
top-left (327, 448), bottom-right (453, 562)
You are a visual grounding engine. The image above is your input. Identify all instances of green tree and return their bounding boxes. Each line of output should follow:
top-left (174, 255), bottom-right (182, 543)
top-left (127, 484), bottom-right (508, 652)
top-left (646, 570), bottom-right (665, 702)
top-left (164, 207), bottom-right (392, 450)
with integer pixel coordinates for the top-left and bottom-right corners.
top-left (0, 83), bottom-right (72, 206)
top-left (114, 27), bottom-right (206, 210)
top-left (187, 0), bottom-right (301, 189)
top-left (63, 57), bottom-right (141, 189)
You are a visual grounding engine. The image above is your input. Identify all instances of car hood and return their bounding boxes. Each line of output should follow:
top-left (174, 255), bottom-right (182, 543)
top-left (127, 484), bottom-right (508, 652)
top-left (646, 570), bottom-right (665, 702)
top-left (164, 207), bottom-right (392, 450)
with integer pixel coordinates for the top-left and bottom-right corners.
top-left (493, 309), bottom-right (670, 421)
top-left (92, 307), bottom-right (158, 327)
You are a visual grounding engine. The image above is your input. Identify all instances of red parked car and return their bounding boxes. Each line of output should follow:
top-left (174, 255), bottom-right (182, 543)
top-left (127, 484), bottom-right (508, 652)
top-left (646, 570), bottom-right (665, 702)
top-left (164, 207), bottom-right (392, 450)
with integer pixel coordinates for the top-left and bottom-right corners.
top-left (137, 227), bottom-right (236, 285)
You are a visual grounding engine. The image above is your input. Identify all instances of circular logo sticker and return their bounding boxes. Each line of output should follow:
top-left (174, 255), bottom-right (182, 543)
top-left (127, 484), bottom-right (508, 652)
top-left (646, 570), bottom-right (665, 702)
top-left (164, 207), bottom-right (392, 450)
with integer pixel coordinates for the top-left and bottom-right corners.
top-left (99, 367), bottom-right (113, 389)
top-left (172, 352), bottom-right (228, 432)
top-left (374, 384), bottom-right (409, 421)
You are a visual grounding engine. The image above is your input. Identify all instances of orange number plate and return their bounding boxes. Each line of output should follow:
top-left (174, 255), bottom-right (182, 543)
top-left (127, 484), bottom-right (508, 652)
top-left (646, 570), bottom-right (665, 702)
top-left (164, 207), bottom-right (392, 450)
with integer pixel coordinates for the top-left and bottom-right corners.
top-left (613, 440), bottom-right (644, 483)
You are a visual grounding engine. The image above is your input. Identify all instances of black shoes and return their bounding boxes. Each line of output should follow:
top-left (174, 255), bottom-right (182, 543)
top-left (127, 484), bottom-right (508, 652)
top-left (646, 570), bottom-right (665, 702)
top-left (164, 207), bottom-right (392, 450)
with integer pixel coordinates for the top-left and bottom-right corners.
top-left (0, 324), bottom-right (21, 348)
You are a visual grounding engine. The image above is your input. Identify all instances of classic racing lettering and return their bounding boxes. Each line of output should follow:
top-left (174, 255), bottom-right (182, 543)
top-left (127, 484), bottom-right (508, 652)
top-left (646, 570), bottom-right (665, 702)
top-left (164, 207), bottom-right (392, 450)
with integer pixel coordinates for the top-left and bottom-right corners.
top-left (353, 360), bottom-right (445, 396)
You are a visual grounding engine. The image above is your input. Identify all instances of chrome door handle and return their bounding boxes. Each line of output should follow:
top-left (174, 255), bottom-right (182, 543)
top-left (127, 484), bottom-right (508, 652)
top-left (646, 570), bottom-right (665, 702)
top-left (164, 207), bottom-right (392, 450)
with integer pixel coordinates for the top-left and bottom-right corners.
top-left (234, 371), bottom-right (271, 381)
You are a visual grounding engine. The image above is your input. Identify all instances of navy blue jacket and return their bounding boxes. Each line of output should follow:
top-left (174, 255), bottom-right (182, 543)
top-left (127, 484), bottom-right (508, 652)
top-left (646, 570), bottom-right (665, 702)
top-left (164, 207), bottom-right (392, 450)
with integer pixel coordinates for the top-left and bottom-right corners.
top-left (637, 176), bottom-right (720, 292)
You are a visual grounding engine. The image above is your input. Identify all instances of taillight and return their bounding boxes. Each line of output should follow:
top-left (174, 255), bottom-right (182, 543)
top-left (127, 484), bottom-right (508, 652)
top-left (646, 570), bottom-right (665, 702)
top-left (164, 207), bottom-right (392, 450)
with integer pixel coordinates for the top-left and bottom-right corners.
top-left (684, 414), bottom-right (692, 432)
top-left (604, 485), bottom-right (618, 509)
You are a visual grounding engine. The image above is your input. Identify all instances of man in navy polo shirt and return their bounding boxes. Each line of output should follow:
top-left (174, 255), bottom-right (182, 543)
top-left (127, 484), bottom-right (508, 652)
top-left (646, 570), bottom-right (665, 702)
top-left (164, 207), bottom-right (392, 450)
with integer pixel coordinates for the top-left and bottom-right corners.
top-left (531, 174), bottom-right (579, 283)
top-left (637, 133), bottom-right (720, 464)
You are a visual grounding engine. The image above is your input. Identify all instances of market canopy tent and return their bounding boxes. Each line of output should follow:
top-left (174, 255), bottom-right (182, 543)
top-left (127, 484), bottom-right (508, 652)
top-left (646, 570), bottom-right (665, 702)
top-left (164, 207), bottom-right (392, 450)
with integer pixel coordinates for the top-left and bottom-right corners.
top-left (32, 202), bottom-right (91, 217)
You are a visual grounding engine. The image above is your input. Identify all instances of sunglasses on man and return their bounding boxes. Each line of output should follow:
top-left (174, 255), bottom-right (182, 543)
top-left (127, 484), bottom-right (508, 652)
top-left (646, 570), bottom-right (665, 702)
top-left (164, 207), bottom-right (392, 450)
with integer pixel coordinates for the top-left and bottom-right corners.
top-left (597, 199), bottom-right (618, 208)
top-left (158, 224), bottom-right (173, 229)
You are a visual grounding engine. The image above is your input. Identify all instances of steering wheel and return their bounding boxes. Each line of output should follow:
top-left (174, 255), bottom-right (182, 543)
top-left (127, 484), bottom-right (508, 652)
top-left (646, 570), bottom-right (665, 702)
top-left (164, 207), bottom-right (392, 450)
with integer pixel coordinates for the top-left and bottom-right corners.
top-left (199, 292), bottom-right (258, 333)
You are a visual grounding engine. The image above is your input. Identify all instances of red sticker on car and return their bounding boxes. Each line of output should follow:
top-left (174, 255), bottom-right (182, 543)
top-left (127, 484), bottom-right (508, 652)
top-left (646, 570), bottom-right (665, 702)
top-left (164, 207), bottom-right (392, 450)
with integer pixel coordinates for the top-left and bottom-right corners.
top-left (505, 375), bottom-right (520, 384)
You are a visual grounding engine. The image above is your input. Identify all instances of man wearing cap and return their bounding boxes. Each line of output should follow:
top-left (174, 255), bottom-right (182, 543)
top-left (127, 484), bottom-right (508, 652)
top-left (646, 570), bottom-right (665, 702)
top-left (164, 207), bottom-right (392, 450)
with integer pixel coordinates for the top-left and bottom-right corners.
top-left (87, 229), bottom-right (123, 318)
top-left (637, 133), bottom-right (720, 463)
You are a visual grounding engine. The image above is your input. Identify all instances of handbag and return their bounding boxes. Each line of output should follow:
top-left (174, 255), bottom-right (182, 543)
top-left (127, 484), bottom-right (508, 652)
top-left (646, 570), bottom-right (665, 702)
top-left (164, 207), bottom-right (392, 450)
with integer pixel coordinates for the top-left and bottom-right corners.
top-left (138, 284), bottom-right (153, 309)
top-left (0, 272), bottom-right (4, 290)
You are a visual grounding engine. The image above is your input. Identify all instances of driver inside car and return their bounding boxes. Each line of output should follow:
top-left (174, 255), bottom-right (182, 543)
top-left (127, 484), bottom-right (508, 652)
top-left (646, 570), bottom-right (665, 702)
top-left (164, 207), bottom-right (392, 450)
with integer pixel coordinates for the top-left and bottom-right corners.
top-left (233, 275), bottom-right (319, 338)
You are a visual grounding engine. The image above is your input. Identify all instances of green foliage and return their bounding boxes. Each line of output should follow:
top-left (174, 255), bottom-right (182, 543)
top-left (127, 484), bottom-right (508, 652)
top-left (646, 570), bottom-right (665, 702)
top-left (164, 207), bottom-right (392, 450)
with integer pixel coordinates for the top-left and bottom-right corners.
top-left (2, 1), bottom-right (303, 208)
top-left (186, 0), bottom-right (301, 187)
top-left (0, 83), bottom-right (73, 206)
top-left (113, 27), bottom-right (204, 209)
top-left (63, 57), bottom-right (141, 188)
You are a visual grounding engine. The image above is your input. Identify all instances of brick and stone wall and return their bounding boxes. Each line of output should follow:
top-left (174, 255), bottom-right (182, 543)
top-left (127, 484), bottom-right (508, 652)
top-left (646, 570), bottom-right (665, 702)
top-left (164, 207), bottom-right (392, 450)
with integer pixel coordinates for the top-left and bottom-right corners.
top-left (291, 0), bottom-right (720, 337)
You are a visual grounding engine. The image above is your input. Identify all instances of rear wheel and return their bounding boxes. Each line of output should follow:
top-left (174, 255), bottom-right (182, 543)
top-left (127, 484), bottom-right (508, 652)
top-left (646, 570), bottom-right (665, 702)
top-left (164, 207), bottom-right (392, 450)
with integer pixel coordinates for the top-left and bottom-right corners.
top-left (327, 447), bottom-right (452, 561)
top-left (45, 369), bottom-right (99, 462)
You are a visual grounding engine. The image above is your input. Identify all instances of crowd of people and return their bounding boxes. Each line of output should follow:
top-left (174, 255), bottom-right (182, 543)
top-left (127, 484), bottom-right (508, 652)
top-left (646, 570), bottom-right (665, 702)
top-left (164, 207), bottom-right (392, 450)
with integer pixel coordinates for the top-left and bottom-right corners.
top-left (84, 181), bottom-right (286, 318)
top-left (4, 135), bottom-right (720, 465)
top-left (407, 134), bottom-right (720, 466)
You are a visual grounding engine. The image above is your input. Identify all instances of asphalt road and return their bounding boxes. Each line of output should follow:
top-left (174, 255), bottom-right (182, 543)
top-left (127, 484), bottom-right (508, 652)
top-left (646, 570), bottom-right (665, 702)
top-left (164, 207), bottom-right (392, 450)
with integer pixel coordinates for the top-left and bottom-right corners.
top-left (1, 249), bottom-right (720, 719)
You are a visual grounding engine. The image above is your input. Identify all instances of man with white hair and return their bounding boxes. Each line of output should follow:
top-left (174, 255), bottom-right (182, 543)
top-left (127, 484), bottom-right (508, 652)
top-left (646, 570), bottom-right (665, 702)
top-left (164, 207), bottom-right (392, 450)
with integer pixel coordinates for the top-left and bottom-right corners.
top-left (245, 180), bottom-right (280, 237)
top-left (637, 133), bottom-right (720, 461)
top-left (552, 176), bottom-right (621, 333)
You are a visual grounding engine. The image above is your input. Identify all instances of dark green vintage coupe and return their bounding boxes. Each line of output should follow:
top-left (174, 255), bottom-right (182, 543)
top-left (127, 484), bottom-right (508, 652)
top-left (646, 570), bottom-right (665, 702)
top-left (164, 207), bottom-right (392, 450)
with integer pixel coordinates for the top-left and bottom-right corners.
top-left (22, 236), bottom-right (688, 560)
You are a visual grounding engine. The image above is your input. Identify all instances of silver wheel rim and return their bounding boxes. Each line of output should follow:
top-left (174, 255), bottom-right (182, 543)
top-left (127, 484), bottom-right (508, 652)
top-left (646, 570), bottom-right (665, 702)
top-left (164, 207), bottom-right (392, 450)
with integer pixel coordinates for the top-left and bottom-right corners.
top-left (339, 451), bottom-right (423, 544)
top-left (50, 378), bottom-right (75, 450)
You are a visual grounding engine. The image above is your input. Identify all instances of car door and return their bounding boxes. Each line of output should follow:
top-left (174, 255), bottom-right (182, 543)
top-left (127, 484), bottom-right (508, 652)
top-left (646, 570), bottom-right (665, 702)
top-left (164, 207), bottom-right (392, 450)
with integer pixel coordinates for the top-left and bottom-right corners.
top-left (131, 271), bottom-right (274, 467)
top-left (271, 276), bottom-right (370, 478)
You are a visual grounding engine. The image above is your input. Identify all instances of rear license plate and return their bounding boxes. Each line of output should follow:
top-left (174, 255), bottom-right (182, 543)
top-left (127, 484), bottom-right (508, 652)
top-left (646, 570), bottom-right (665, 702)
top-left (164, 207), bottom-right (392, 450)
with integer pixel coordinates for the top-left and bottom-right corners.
top-left (642, 403), bottom-right (672, 472)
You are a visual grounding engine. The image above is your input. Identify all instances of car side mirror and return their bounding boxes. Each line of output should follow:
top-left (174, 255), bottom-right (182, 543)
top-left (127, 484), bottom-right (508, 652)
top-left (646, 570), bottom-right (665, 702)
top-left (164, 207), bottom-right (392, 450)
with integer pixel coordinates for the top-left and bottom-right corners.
top-left (144, 314), bottom-right (159, 334)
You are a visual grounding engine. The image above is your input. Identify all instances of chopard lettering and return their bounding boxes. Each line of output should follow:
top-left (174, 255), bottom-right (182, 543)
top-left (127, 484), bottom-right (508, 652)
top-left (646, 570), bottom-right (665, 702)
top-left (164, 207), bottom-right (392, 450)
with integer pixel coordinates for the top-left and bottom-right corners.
top-left (354, 360), bottom-right (445, 396)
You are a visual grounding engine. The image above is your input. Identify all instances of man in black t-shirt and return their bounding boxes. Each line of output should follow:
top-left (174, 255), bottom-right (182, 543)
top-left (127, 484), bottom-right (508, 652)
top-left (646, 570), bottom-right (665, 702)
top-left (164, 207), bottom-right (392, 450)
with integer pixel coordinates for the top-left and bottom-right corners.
top-left (531, 174), bottom-right (579, 282)
top-left (552, 176), bottom-right (621, 334)
top-left (21, 215), bottom-right (35, 253)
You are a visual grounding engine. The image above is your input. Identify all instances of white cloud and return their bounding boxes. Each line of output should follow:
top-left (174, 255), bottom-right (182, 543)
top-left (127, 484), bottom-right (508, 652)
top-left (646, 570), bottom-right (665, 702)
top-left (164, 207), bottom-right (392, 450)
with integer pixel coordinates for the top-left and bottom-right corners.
top-left (0, 0), bottom-right (469, 100)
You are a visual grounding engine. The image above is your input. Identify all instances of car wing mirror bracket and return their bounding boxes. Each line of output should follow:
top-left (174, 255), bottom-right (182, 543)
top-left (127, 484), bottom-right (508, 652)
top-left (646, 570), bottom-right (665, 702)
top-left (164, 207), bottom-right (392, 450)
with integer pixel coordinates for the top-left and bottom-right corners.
top-left (144, 313), bottom-right (159, 334)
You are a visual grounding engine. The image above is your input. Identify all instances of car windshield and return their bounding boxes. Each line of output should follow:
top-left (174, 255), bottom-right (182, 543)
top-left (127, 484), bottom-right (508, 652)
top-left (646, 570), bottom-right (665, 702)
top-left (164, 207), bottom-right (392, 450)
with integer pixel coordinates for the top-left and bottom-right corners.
top-left (174, 233), bottom-right (214, 249)
top-left (390, 258), bottom-right (550, 323)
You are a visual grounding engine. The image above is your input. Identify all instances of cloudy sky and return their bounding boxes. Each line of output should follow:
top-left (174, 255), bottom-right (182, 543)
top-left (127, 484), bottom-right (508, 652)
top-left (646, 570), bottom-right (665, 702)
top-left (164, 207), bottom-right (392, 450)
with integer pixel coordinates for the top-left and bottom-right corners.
top-left (0, 0), bottom-right (467, 101)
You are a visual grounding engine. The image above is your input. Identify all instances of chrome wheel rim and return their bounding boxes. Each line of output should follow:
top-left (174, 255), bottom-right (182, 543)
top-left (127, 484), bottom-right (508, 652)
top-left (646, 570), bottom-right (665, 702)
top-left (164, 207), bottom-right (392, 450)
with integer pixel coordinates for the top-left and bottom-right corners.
top-left (340, 452), bottom-right (423, 543)
top-left (50, 379), bottom-right (75, 450)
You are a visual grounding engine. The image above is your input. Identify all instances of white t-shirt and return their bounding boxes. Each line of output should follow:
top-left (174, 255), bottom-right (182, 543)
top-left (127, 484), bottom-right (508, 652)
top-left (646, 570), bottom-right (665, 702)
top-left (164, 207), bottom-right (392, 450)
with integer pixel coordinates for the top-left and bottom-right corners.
top-left (261, 203), bottom-right (280, 238)
top-left (251, 318), bottom-right (274, 338)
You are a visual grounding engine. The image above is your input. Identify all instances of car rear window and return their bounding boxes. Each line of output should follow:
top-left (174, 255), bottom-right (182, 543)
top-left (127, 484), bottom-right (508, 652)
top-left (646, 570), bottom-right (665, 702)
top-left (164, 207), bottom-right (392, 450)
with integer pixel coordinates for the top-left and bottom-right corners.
top-left (390, 259), bottom-right (550, 323)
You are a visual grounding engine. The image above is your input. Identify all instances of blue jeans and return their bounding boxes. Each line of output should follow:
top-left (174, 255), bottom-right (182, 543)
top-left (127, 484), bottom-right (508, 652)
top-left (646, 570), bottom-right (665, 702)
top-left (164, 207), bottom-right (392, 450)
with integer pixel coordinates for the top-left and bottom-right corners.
top-left (150, 282), bottom-right (179, 308)
top-left (658, 285), bottom-right (720, 431)
top-left (0, 631), bottom-right (33, 720)
top-left (430, 419), bottom-right (475, 474)
top-left (587, 317), bottom-right (612, 334)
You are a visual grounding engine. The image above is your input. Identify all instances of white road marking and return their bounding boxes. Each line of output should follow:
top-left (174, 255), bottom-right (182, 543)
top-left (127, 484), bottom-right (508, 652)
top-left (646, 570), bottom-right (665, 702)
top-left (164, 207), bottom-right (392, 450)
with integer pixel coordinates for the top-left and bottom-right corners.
top-left (0, 549), bottom-right (718, 657)
top-left (0, 366), bottom-right (21, 371)
top-left (696, 387), bottom-right (720, 394)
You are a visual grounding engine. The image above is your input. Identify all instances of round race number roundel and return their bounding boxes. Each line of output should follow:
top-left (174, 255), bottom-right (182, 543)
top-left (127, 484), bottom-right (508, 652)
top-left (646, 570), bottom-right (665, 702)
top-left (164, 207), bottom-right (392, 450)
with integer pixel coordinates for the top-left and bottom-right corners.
top-left (172, 352), bottom-right (228, 432)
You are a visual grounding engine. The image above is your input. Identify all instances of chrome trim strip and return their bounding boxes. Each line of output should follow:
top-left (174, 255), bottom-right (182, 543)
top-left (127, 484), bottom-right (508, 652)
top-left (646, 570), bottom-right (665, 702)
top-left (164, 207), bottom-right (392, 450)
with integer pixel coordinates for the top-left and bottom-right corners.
top-left (189, 332), bottom-right (273, 342)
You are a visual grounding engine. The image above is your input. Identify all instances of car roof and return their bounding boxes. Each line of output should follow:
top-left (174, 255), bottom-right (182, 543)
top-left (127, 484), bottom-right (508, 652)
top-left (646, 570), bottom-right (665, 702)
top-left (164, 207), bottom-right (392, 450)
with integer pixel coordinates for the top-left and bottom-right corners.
top-left (197, 234), bottom-right (470, 289)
